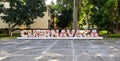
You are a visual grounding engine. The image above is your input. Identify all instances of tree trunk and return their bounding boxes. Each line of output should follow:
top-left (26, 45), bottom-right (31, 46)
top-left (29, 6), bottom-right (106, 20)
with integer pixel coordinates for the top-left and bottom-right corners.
top-left (111, 22), bottom-right (120, 34)
top-left (7, 23), bottom-right (18, 37)
top-left (8, 24), bottom-right (13, 37)
top-left (86, 14), bottom-right (90, 30)
top-left (8, 28), bottom-right (13, 37)
top-left (115, 22), bottom-right (120, 34)
top-left (73, 0), bottom-right (79, 36)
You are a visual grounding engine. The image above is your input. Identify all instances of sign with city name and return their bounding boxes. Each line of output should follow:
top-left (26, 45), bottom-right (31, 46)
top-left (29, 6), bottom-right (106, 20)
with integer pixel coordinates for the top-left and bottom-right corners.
top-left (17, 29), bottom-right (103, 39)
top-left (20, 30), bottom-right (99, 37)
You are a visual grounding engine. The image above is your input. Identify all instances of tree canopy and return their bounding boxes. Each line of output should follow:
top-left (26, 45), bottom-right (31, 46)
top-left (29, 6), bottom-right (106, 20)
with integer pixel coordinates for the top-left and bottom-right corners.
top-left (49, 0), bottom-right (73, 29)
top-left (51, 0), bottom-right (120, 34)
top-left (89, 0), bottom-right (120, 33)
top-left (0, 0), bottom-right (46, 36)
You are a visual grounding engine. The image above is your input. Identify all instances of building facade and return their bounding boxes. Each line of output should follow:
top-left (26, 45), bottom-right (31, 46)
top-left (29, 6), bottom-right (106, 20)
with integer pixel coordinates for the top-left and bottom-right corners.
top-left (0, 11), bottom-right (50, 29)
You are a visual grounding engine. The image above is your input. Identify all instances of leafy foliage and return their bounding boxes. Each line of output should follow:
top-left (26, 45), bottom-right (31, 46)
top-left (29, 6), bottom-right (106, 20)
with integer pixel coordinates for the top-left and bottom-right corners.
top-left (79, 0), bottom-right (94, 29)
top-left (0, 0), bottom-right (46, 36)
top-left (1, 0), bottom-right (46, 27)
top-left (49, 0), bottom-right (73, 29)
top-left (57, 8), bottom-right (73, 29)
top-left (55, 0), bottom-right (120, 34)
top-left (90, 0), bottom-right (120, 33)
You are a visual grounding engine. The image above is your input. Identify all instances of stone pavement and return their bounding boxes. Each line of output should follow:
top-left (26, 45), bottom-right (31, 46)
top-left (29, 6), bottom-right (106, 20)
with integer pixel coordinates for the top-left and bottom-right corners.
top-left (0, 39), bottom-right (120, 61)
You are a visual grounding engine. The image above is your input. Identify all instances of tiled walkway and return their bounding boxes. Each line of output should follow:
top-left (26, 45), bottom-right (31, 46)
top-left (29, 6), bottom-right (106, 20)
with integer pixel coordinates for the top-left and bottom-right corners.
top-left (0, 39), bottom-right (120, 61)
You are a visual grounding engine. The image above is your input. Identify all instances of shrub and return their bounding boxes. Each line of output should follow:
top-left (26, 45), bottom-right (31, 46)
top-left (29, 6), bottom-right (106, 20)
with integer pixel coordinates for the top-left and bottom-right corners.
top-left (0, 34), bottom-right (8, 37)
top-left (99, 30), bottom-right (108, 35)
top-left (12, 33), bottom-right (21, 37)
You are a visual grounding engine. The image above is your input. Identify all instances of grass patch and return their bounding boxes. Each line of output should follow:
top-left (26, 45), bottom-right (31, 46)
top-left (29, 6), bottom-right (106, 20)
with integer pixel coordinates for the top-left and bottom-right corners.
top-left (0, 33), bottom-right (20, 37)
top-left (0, 37), bottom-right (16, 41)
top-left (0, 33), bottom-right (19, 41)
top-left (108, 34), bottom-right (120, 38)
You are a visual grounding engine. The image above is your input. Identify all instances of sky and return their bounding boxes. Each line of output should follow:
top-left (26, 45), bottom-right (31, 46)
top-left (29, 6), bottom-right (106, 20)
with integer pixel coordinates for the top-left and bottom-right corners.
top-left (45, 0), bottom-right (57, 5)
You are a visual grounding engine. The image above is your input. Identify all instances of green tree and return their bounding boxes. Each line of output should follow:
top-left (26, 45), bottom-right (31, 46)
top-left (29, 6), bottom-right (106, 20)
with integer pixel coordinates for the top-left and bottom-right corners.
top-left (51, 0), bottom-right (120, 34)
top-left (79, 0), bottom-right (94, 29)
top-left (57, 8), bottom-right (73, 29)
top-left (0, 0), bottom-right (46, 36)
top-left (89, 0), bottom-right (120, 33)
top-left (49, 0), bottom-right (73, 29)
top-left (57, 0), bottom-right (73, 8)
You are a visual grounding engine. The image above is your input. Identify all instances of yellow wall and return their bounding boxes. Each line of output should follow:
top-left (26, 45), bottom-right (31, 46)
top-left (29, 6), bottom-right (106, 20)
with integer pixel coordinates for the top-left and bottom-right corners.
top-left (30, 11), bottom-right (50, 29)
top-left (0, 18), bottom-right (8, 28)
top-left (0, 11), bottom-right (50, 29)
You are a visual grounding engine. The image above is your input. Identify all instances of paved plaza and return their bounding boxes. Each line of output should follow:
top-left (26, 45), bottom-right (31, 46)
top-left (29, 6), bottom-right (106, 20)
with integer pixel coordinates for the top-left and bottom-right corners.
top-left (0, 38), bottom-right (120, 61)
